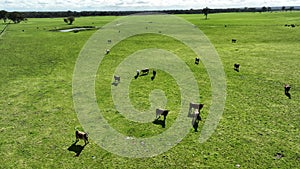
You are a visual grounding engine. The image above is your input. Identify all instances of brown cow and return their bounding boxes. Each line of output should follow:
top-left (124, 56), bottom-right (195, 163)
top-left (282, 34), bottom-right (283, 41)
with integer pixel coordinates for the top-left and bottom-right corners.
top-left (75, 130), bottom-right (89, 145)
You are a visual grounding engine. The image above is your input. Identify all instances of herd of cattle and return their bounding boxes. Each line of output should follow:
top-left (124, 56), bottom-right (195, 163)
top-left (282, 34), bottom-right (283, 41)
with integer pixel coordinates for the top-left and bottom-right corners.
top-left (285, 24), bottom-right (296, 28)
top-left (74, 38), bottom-right (292, 146)
top-left (110, 54), bottom-right (206, 133)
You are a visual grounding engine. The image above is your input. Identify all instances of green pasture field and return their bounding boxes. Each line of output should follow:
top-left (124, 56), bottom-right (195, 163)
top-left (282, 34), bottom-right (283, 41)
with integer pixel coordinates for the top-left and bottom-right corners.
top-left (0, 24), bottom-right (5, 30)
top-left (0, 12), bottom-right (299, 168)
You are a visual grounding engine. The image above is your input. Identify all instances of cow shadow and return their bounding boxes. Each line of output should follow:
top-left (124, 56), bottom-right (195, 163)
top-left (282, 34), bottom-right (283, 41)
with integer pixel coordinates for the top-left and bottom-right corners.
top-left (152, 118), bottom-right (166, 128)
top-left (68, 142), bottom-right (87, 157)
top-left (151, 70), bottom-right (157, 81)
top-left (111, 82), bottom-right (120, 86)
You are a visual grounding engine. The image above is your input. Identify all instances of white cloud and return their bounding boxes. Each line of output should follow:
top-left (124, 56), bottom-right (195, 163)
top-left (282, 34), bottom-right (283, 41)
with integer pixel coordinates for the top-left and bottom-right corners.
top-left (0, 0), bottom-right (299, 11)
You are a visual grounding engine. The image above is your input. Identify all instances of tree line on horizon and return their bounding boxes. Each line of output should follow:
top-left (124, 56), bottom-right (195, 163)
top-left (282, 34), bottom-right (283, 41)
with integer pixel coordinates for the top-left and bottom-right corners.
top-left (0, 6), bottom-right (298, 23)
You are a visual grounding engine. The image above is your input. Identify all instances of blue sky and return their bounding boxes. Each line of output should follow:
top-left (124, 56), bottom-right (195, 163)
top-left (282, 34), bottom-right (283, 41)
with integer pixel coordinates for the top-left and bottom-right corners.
top-left (0, 0), bottom-right (299, 11)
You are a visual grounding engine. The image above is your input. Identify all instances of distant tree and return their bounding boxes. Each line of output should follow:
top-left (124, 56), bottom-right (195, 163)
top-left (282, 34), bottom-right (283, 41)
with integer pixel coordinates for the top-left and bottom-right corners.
top-left (262, 6), bottom-right (267, 12)
top-left (267, 7), bottom-right (272, 12)
top-left (0, 10), bottom-right (8, 23)
top-left (203, 7), bottom-right (209, 20)
top-left (282, 6), bottom-right (286, 11)
top-left (289, 6), bottom-right (294, 11)
top-left (6, 12), bottom-right (25, 23)
top-left (64, 16), bottom-right (75, 25)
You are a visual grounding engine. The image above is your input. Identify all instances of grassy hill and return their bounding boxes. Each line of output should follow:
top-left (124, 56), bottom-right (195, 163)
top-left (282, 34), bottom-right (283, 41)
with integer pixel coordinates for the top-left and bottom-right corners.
top-left (0, 12), bottom-right (299, 168)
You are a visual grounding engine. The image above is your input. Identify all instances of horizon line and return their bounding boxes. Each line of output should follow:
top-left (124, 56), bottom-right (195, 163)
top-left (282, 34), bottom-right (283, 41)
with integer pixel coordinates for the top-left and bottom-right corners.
top-left (2, 5), bottom-right (300, 12)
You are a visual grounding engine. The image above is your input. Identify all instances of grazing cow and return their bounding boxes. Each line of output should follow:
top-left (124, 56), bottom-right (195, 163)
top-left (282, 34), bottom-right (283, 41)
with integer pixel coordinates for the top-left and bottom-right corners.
top-left (189, 104), bottom-right (203, 132)
top-left (192, 109), bottom-right (200, 122)
top-left (284, 84), bottom-right (291, 93)
top-left (189, 103), bottom-right (203, 112)
top-left (141, 68), bottom-right (149, 75)
top-left (134, 70), bottom-right (140, 79)
top-left (156, 108), bottom-right (169, 120)
top-left (105, 49), bottom-right (110, 54)
top-left (195, 57), bottom-right (200, 65)
top-left (114, 75), bottom-right (120, 82)
top-left (196, 110), bottom-right (201, 121)
top-left (188, 103), bottom-right (203, 118)
top-left (232, 39), bottom-right (237, 43)
top-left (75, 130), bottom-right (89, 145)
top-left (192, 108), bottom-right (201, 131)
top-left (234, 63), bottom-right (240, 72)
top-left (284, 84), bottom-right (291, 99)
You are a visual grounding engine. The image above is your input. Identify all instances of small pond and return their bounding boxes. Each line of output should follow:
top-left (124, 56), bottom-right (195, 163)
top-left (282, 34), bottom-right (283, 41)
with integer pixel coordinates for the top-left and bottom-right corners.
top-left (51, 26), bottom-right (98, 33)
top-left (59, 27), bottom-right (95, 32)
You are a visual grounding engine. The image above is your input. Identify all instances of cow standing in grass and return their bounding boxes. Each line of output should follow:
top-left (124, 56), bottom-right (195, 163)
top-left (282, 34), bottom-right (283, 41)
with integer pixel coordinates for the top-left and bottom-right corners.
top-left (192, 108), bottom-right (201, 132)
top-left (155, 108), bottom-right (169, 120)
top-left (141, 68), bottom-right (149, 75)
top-left (134, 70), bottom-right (140, 79)
top-left (114, 75), bottom-right (120, 82)
top-left (189, 103), bottom-right (203, 115)
top-left (284, 84), bottom-right (291, 99)
top-left (153, 108), bottom-right (169, 128)
top-left (234, 63), bottom-right (240, 72)
top-left (75, 130), bottom-right (89, 145)
top-left (112, 75), bottom-right (120, 86)
top-left (195, 57), bottom-right (200, 65)
top-left (105, 49), bottom-right (110, 54)
top-left (188, 103), bottom-right (203, 132)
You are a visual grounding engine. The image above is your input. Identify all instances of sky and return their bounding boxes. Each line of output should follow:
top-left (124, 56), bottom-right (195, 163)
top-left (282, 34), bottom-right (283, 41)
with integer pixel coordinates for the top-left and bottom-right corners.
top-left (0, 0), bottom-right (299, 11)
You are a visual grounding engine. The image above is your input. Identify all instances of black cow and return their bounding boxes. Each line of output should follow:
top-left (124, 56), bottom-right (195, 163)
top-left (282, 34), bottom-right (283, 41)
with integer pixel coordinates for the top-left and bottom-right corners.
top-left (195, 57), bottom-right (200, 65)
top-left (141, 68), bottom-right (149, 75)
top-left (284, 84), bottom-right (291, 99)
top-left (234, 63), bottom-right (240, 72)
top-left (75, 130), bottom-right (89, 145)
top-left (156, 108), bottom-right (169, 120)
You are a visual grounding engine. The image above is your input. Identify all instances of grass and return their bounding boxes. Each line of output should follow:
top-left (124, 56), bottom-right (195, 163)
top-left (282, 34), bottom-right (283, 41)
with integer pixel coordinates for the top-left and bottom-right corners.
top-left (0, 12), bottom-right (299, 168)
